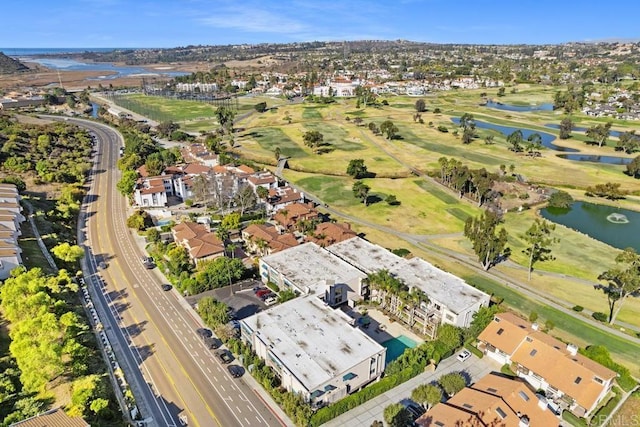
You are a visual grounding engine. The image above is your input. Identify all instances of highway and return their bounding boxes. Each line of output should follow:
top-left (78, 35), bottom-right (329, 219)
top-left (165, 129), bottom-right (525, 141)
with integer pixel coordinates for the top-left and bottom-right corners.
top-left (65, 117), bottom-right (284, 427)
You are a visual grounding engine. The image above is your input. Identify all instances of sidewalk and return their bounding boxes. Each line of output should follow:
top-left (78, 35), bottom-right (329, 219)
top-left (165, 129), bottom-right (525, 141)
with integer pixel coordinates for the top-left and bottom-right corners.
top-left (130, 232), bottom-right (295, 427)
top-left (322, 354), bottom-right (502, 427)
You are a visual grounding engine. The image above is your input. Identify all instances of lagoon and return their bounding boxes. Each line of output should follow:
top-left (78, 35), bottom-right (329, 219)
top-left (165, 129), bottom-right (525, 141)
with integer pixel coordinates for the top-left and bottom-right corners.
top-left (483, 100), bottom-right (554, 112)
top-left (20, 57), bottom-right (188, 80)
top-left (541, 202), bottom-right (640, 251)
top-left (451, 117), bottom-right (579, 152)
top-left (556, 154), bottom-right (633, 165)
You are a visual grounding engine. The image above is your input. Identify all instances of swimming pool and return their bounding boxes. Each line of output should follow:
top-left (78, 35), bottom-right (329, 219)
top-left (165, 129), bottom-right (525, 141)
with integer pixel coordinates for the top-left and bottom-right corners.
top-left (382, 335), bottom-right (418, 362)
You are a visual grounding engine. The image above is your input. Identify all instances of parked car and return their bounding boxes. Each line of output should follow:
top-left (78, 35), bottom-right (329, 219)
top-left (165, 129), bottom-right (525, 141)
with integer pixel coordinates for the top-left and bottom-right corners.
top-left (142, 256), bottom-right (155, 269)
top-left (456, 349), bottom-right (472, 362)
top-left (227, 364), bottom-right (244, 378)
top-left (216, 350), bottom-right (233, 364)
top-left (253, 286), bottom-right (266, 295)
top-left (161, 284), bottom-right (172, 291)
top-left (405, 402), bottom-right (425, 420)
top-left (204, 337), bottom-right (221, 350)
top-left (260, 292), bottom-right (275, 301)
top-left (256, 289), bottom-right (271, 298)
top-left (196, 328), bottom-right (213, 339)
top-left (264, 296), bottom-right (278, 306)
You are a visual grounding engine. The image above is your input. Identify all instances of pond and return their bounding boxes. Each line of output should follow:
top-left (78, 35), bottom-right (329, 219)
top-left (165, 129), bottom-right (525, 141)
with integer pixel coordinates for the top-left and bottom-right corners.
top-left (451, 118), bottom-right (579, 152)
top-left (541, 201), bottom-right (640, 251)
top-left (544, 123), bottom-right (623, 138)
top-left (556, 154), bottom-right (633, 165)
top-left (483, 100), bottom-right (554, 112)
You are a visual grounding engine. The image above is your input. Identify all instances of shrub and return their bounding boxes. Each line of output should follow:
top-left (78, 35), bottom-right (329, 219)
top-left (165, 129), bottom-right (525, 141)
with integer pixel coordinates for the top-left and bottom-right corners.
top-left (592, 312), bottom-right (608, 322)
top-left (572, 305), bottom-right (584, 312)
top-left (437, 125), bottom-right (449, 133)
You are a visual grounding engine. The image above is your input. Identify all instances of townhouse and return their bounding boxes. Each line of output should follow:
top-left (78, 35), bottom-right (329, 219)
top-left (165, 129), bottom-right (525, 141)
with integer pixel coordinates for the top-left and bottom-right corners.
top-left (0, 184), bottom-right (24, 280)
top-left (416, 372), bottom-right (560, 427)
top-left (477, 312), bottom-right (617, 418)
top-left (171, 222), bottom-right (225, 265)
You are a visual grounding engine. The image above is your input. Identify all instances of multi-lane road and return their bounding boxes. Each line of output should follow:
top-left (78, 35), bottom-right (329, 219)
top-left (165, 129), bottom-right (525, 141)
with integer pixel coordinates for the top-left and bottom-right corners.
top-left (66, 117), bottom-right (285, 427)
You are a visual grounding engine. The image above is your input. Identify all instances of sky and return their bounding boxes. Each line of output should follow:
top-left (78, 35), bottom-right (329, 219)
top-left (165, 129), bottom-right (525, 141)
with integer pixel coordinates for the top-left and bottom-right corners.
top-left (3, 0), bottom-right (640, 48)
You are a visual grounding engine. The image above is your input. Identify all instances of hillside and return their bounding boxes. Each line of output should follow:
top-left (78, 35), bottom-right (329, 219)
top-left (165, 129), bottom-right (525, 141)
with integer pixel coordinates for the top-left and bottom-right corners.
top-left (0, 52), bottom-right (29, 74)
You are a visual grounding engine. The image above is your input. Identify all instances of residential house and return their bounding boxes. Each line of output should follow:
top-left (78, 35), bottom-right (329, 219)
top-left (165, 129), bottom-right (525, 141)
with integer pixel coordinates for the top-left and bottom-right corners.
top-left (0, 185), bottom-right (24, 288)
top-left (240, 294), bottom-right (386, 406)
top-left (172, 222), bottom-right (225, 265)
top-left (416, 372), bottom-right (560, 427)
top-left (265, 186), bottom-right (305, 214)
top-left (308, 222), bottom-right (356, 247)
top-left (133, 176), bottom-right (172, 207)
top-left (477, 312), bottom-right (617, 418)
top-left (9, 408), bottom-right (89, 427)
top-left (242, 223), bottom-right (299, 256)
top-left (247, 171), bottom-right (278, 193)
top-left (273, 202), bottom-right (319, 232)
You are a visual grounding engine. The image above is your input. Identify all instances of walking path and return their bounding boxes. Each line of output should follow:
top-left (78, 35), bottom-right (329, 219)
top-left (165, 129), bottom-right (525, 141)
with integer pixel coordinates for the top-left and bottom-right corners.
top-left (22, 200), bottom-right (58, 272)
top-left (323, 355), bottom-right (502, 427)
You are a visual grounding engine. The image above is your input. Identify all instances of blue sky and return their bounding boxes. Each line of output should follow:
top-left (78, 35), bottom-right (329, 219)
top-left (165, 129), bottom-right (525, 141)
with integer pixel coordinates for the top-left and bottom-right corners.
top-left (4, 0), bottom-right (640, 48)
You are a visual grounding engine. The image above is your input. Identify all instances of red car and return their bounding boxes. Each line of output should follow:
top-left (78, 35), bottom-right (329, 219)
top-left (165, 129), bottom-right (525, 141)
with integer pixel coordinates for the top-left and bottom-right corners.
top-left (256, 289), bottom-right (271, 298)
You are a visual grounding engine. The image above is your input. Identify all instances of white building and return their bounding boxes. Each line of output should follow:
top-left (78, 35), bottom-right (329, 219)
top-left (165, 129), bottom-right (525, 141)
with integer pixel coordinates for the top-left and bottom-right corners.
top-left (327, 237), bottom-right (490, 328)
top-left (259, 242), bottom-right (366, 306)
top-left (240, 295), bottom-right (386, 405)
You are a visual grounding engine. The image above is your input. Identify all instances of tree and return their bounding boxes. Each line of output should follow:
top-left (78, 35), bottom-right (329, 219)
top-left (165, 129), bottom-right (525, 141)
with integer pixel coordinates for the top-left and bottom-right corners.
top-left (197, 296), bottom-right (230, 327)
top-left (346, 159), bottom-right (368, 179)
top-left (414, 98), bottom-right (426, 113)
top-left (616, 131), bottom-right (640, 154)
top-left (274, 146), bottom-right (281, 161)
top-left (256, 186), bottom-right (269, 201)
top-left (459, 113), bottom-right (475, 131)
top-left (626, 155), bottom-right (640, 178)
top-left (547, 190), bottom-right (574, 208)
top-left (156, 121), bottom-right (179, 138)
top-left (52, 243), bottom-right (84, 263)
top-left (585, 182), bottom-right (627, 200)
top-left (497, 87), bottom-right (506, 97)
top-left (438, 372), bottom-right (466, 396)
top-left (411, 384), bottom-right (442, 410)
top-left (596, 248), bottom-right (640, 324)
top-left (116, 170), bottom-right (138, 196)
top-left (215, 106), bottom-right (235, 134)
top-left (522, 219), bottom-right (559, 281)
top-left (385, 194), bottom-right (400, 206)
top-left (507, 130), bottom-right (524, 152)
top-left (586, 122), bottom-right (612, 147)
top-left (380, 120), bottom-right (398, 140)
top-left (462, 126), bottom-right (475, 144)
top-left (352, 180), bottom-right (370, 206)
top-left (146, 227), bottom-right (161, 244)
top-left (383, 403), bottom-right (412, 427)
top-left (254, 102), bottom-right (267, 113)
top-left (464, 211), bottom-right (509, 270)
top-left (559, 117), bottom-right (573, 139)
top-left (303, 130), bottom-right (324, 151)
top-left (126, 210), bottom-right (152, 231)
top-left (221, 212), bottom-right (241, 230)
top-left (526, 133), bottom-right (542, 157)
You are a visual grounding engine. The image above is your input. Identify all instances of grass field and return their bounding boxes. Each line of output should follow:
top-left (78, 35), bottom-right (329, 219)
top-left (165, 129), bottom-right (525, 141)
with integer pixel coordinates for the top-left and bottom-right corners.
top-left (126, 87), bottom-right (640, 371)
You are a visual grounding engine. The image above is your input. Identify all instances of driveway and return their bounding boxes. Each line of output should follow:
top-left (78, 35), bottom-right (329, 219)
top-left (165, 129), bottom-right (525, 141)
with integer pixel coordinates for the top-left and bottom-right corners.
top-left (322, 353), bottom-right (502, 427)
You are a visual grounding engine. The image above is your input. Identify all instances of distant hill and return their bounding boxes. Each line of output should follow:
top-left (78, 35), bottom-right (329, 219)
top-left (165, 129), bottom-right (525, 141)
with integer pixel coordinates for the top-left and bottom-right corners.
top-left (0, 52), bottom-right (29, 74)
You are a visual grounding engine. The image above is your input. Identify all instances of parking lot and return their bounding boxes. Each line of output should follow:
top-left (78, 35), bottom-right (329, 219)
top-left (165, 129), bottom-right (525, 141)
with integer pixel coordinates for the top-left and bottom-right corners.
top-left (185, 279), bottom-right (267, 320)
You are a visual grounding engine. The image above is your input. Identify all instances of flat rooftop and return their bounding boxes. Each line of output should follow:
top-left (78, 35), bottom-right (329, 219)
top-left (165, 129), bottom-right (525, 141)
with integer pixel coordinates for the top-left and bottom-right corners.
top-left (390, 258), bottom-right (489, 314)
top-left (243, 295), bottom-right (385, 391)
top-left (326, 236), bottom-right (404, 273)
top-left (261, 242), bottom-right (365, 294)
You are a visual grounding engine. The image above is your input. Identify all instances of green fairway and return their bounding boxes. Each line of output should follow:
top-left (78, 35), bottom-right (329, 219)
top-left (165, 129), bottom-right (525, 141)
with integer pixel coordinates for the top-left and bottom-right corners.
top-left (240, 127), bottom-right (309, 158)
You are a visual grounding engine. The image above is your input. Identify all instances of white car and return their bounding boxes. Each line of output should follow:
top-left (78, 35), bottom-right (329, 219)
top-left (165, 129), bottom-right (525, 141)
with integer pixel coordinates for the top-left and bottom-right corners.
top-left (456, 350), bottom-right (472, 362)
top-left (264, 296), bottom-right (278, 306)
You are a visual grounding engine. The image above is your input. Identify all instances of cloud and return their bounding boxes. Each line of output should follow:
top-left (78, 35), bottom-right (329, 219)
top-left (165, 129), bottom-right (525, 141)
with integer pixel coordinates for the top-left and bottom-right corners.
top-left (198, 8), bottom-right (307, 34)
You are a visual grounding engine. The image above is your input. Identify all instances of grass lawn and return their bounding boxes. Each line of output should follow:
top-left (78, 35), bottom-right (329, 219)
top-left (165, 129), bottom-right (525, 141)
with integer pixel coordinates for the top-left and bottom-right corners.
top-left (611, 391), bottom-right (640, 427)
top-left (18, 219), bottom-right (57, 275)
top-left (238, 126), bottom-right (309, 158)
top-left (115, 94), bottom-right (219, 122)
